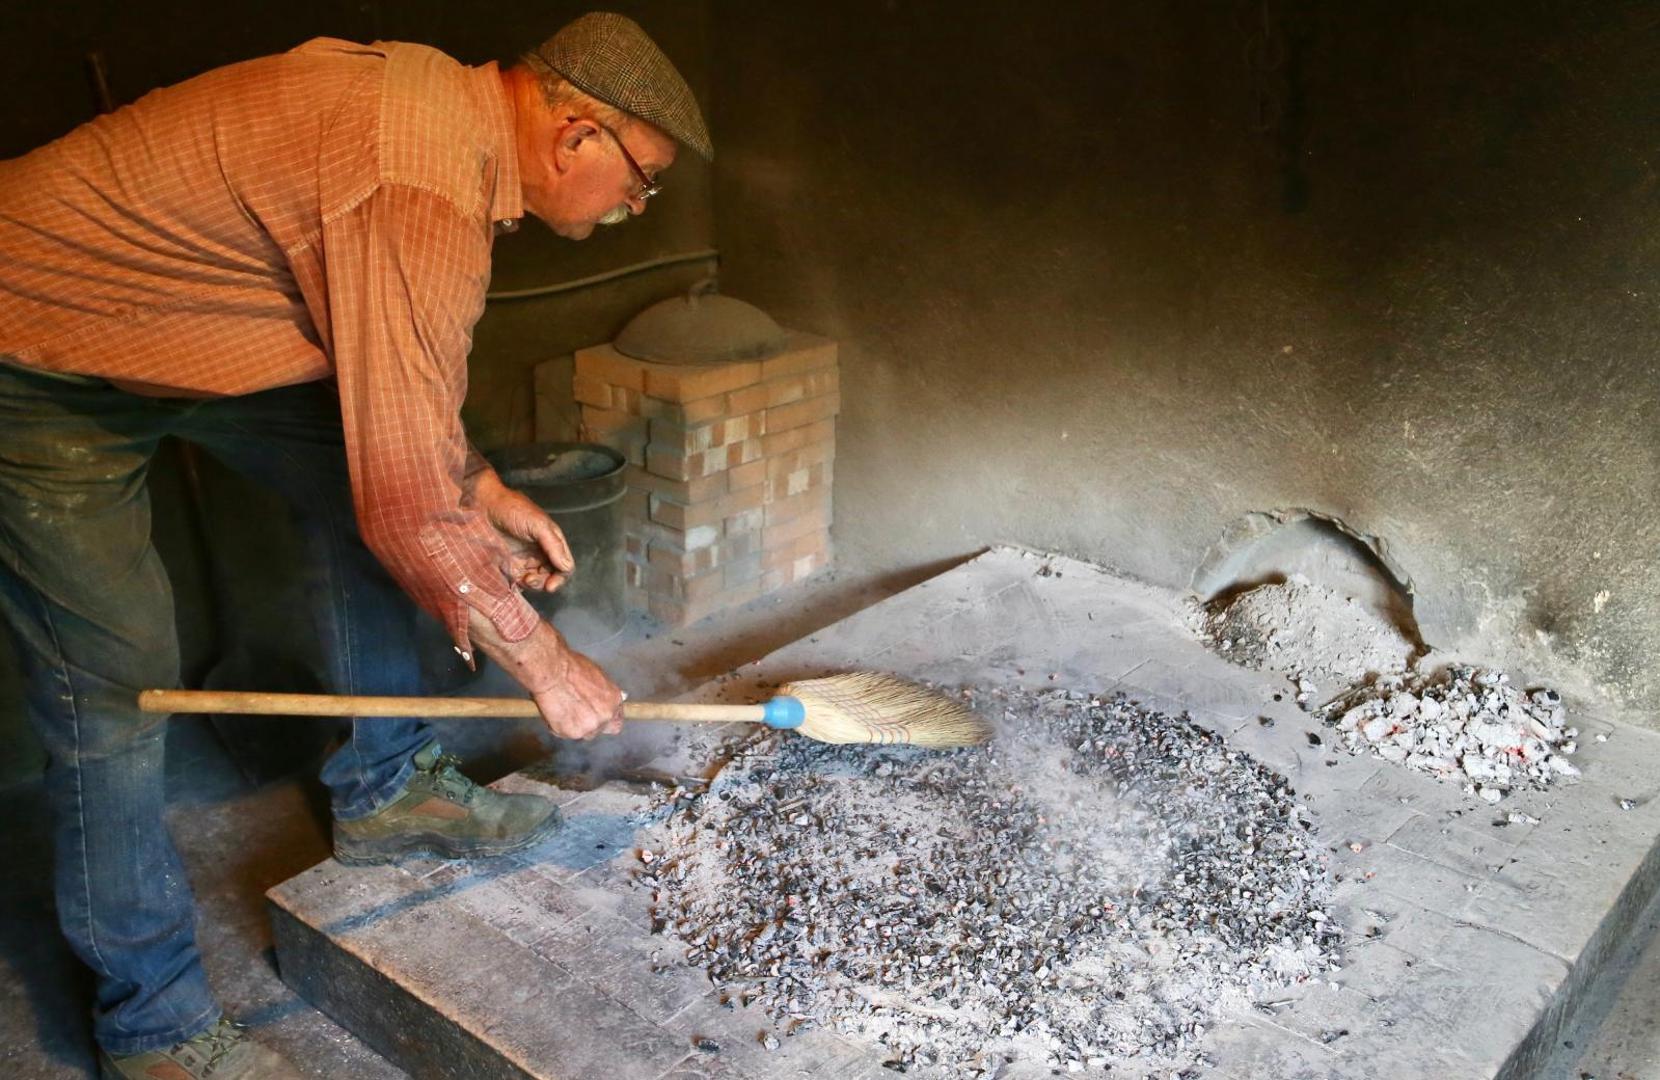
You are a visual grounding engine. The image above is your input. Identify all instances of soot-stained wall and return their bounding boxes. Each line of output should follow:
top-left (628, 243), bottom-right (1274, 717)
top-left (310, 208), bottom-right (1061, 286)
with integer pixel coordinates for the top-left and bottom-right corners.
top-left (709, 2), bottom-right (1660, 714)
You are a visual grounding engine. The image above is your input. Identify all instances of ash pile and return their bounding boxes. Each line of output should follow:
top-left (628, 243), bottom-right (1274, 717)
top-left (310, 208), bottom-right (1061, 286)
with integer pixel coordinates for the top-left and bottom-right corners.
top-left (1195, 574), bottom-right (1417, 701)
top-left (1317, 666), bottom-right (1579, 804)
top-left (638, 687), bottom-right (1340, 1075)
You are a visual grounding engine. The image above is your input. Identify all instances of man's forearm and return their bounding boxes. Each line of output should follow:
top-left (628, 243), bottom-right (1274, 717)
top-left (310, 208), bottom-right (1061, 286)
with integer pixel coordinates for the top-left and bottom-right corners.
top-left (465, 605), bottom-right (625, 740)
top-left (465, 606), bottom-right (572, 693)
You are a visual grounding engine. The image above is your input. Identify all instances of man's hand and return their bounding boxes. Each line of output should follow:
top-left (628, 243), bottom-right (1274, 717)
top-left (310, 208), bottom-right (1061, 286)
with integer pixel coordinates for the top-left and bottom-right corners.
top-left (466, 469), bottom-right (575, 593)
top-left (466, 610), bottom-right (623, 739)
top-left (526, 648), bottom-right (625, 740)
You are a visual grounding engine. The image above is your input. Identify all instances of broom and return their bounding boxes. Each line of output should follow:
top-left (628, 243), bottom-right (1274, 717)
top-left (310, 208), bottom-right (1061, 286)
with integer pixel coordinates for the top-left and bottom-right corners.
top-left (137, 672), bottom-right (992, 749)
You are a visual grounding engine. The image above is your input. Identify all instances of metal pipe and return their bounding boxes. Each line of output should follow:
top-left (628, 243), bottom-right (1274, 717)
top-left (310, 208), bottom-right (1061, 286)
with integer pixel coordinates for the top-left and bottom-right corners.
top-left (484, 248), bottom-right (719, 302)
top-left (86, 51), bottom-right (114, 114)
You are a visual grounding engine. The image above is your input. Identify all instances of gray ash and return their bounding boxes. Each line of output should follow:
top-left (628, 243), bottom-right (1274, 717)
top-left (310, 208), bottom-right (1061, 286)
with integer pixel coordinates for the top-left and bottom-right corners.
top-left (1318, 665), bottom-right (1578, 804)
top-left (636, 687), bottom-right (1340, 1075)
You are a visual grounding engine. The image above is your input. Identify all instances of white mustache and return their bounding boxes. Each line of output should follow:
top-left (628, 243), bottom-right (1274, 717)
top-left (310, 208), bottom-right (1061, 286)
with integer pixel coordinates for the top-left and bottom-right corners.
top-left (598, 205), bottom-right (631, 226)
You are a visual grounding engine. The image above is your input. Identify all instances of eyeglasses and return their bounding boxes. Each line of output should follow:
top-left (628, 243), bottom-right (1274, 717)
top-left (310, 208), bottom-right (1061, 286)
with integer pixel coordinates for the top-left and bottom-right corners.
top-left (597, 121), bottom-right (662, 202)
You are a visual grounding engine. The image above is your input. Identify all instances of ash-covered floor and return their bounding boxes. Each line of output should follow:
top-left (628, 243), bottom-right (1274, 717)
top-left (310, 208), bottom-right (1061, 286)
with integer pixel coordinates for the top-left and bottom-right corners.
top-left (642, 688), bottom-right (1337, 1074)
top-left (3, 548), bottom-right (1660, 1077)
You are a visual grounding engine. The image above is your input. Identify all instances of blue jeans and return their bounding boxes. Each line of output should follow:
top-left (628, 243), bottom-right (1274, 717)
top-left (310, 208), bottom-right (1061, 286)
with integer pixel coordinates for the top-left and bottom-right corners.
top-left (0, 366), bottom-right (434, 1055)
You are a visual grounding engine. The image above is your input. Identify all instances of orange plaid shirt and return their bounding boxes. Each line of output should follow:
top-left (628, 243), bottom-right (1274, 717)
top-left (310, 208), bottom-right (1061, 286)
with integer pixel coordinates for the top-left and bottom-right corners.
top-left (0, 38), bottom-right (539, 656)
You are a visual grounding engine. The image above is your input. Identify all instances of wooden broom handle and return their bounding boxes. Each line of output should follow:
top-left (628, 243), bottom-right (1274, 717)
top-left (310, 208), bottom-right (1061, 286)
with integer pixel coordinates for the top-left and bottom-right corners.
top-left (137, 688), bottom-right (766, 724)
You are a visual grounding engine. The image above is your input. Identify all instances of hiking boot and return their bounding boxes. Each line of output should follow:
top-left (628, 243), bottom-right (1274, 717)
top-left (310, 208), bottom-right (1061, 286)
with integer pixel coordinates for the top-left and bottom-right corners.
top-left (99, 1017), bottom-right (302, 1079)
top-left (332, 742), bottom-right (561, 864)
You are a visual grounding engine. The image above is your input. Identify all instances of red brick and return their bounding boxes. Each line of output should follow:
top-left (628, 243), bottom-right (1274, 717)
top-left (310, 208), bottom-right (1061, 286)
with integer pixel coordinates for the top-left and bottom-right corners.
top-left (723, 531), bottom-right (762, 560)
top-left (642, 565), bottom-right (677, 598)
top-left (625, 465), bottom-right (726, 506)
top-left (683, 569), bottom-right (730, 604)
top-left (729, 438), bottom-right (764, 467)
top-left (765, 392), bottom-right (840, 434)
top-left (579, 407), bottom-right (649, 465)
top-left (725, 382), bottom-right (770, 415)
top-left (764, 488), bottom-right (831, 528)
top-left (759, 334), bottom-right (836, 380)
top-left (642, 360), bottom-right (761, 404)
top-left (647, 542), bottom-right (721, 577)
top-left (637, 519), bottom-right (722, 553)
top-left (620, 487), bottom-right (649, 525)
top-left (649, 580), bottom-right (760, 627)
top-left (794, 531), bottom-right (832, 562)
top-left (723, 364), bottom-right (841, 418)
top-left (654, 439), bottom-right (757, 482)
top-left (727, 483), bottom-right (768, 515)
top-left (765, 367), bottom-right (839, 408)
top-left (725, 507), bottom-right (765, 536)
top-left (761, 542), bottom-right (830, 588)
top-left (647, 489), bottom-right (721, 528)
top-left (796, 554), bottom-right (831, 583)
top-left (726, 458), bottom-right (766, 491)
top-left (651, 484), bottom-right (767, 532)
top-left (648, 411), bottom-right (764, 456)
top-left (765, 505), bottom-right (832, 548)
top-left (645, 443), bottom-right (728, 482)
top-left (574, 345), bottom-right (648, 391)
top-left (763, 530), bottom-right (829, 571)
top-left (644, 564), bottom-right (727, 604)
top-left (578, 405), bottom-right (635, 435)
top-left (724, 552), bottom-right (763, 588)
top-left (765, 462), bottom-right (829, 501)
top-left (760, 418), bottom-right (836, 457)
top-left (651, 491), bottom-right (724, 529)
top-left (647, 417), bottom-right (711, 456)
top-left (640, 393), bottom-right (729, 426)
top-left (726, 579), bottom-right (764, 605)
top-left (572, 373), bottom-right (613, 409)
top-left (765, 439), bottom-right (834, 479)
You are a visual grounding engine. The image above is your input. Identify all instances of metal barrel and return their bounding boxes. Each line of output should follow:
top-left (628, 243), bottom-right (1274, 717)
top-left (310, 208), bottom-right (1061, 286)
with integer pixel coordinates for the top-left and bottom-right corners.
top-left (487, 442), bottom-right (628, 648)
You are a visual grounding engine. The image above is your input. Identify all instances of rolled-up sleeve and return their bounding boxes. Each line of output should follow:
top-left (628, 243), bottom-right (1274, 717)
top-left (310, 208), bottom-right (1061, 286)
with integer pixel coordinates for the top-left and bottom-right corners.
top-left (321, 182), bottom-right (537, 659)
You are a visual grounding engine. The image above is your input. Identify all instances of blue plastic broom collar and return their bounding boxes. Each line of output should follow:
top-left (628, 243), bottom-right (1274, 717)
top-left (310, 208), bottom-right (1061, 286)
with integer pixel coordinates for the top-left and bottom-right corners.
top-left (761, 695), bottom-right (806, 729)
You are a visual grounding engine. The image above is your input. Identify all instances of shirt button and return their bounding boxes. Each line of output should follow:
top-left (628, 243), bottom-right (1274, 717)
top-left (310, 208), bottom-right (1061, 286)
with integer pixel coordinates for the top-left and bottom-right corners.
top-left (453, 646), bottom-right (471, 661)
top-left (496, 218), bottom-right (519, 233)
top-left (458, 582), bottom-right (472, 594)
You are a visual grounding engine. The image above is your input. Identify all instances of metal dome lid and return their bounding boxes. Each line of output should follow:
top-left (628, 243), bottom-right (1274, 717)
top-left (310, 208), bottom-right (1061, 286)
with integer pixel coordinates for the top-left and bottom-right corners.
top-left (614, 279), bottom-right (788, 365)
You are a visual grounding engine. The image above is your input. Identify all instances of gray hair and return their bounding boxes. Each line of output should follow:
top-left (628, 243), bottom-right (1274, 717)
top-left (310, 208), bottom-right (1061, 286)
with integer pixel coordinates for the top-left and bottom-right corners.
top-left (530, 69), bottom-right (636, 133)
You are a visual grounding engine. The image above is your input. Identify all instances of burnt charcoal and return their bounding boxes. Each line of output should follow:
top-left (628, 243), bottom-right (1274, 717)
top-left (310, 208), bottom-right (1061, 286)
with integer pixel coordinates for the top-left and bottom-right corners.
top-left (634, 686), bottom-right (1341, 1074)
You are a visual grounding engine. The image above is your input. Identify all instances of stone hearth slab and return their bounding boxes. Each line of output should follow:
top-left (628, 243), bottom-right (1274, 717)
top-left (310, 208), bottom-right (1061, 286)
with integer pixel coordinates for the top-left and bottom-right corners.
top-left (268, 547), bottom-right (1660, 1079)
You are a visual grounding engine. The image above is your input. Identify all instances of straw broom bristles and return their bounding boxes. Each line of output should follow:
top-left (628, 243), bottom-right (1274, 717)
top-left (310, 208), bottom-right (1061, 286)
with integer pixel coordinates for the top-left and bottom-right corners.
top-left (780, 672), bottom-right (993, 748)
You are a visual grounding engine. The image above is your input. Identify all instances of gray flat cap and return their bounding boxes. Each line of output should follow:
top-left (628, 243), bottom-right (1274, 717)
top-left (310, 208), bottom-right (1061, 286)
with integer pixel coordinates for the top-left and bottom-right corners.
top-left (524, 12), bottom-right (712, 161)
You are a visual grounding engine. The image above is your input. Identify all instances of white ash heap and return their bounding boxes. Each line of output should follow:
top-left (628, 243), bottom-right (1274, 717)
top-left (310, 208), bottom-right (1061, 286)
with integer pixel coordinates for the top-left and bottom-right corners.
top-left (1197, 574), bottom-right (1416, 688)
top-left (637, 687), bottom-right (1340, 1076)
top-left (1318, 666), bottom-right (1579, 804)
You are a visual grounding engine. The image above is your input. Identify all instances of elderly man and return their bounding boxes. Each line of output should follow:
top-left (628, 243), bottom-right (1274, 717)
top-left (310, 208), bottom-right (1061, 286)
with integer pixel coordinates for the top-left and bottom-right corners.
top-left (0, 12), bottom-right (709, 1078)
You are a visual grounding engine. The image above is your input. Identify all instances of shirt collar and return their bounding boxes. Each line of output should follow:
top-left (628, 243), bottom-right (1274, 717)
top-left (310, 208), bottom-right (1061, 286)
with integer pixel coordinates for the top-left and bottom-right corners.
top-left (471, 61), bottom-right (523, 230)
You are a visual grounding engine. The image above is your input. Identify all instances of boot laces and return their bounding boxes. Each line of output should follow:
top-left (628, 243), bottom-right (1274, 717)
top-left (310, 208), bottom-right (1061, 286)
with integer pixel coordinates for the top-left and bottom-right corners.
top-left (185, 1018), bottom-right (244, 1070)
top-left (424, 751), bottom-right (480, 805)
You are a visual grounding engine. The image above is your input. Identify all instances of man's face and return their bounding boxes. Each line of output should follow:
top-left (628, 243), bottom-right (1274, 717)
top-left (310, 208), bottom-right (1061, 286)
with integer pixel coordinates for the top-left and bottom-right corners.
top-left (512, 74), bottom-right (678, 240)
